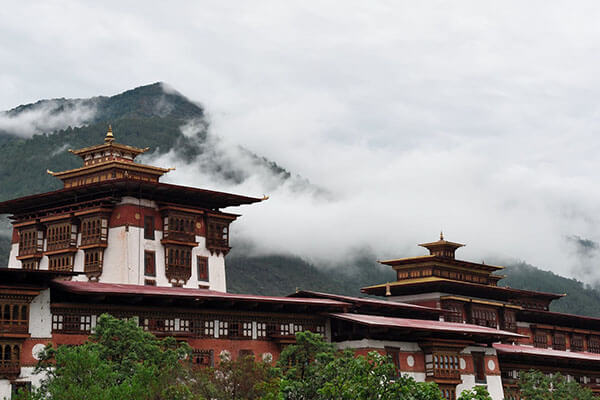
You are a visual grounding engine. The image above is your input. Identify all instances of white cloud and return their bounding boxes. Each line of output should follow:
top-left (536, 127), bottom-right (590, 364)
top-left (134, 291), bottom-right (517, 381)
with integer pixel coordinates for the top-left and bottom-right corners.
top-left (0, 99), bottom-right (96, 137)
top-left (3, 2), bottom-right (600, 282)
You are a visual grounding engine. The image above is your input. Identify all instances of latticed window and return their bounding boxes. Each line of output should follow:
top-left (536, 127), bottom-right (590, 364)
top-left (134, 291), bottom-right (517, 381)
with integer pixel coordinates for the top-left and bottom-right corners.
top-left (165, 245), bottom-right (192, 284)
top-left (432, 352), bottom-right (460, 379)
top-left (204, 320), bottom-right (215, 337)
top-left (46, 222), bottom-right (77, 251)
top-left (18, 228), bottom-right (42, 256)
top-left (79, 315), bottom-right (92, 332)
top-left (180, 319), bottom-right (190, 332)
top-left (144, 251), bottom-right (156, 277)
top-left (84, 249), bottom-right (103, 278)
top-left (197, 256), bottom-right (209, 281)
top-left (21, 259), bottom-right (39, 270)
top-left (280, 323), bottom-right (291, 335)
top-left (553, 333), bottom-right (566, 351)
top-left (438, 385), bottom-right (456, 400)
top-left (0, 342), bottom-right (21, 378)
top-left (502, 310), bottom-right (517, 331)
top-left (589, 336), bottom-right (600, 353)
top-left (192, 349), bottom-right (214, 367)
top-left (471, 308), bottom-right (497, 328)
top-left (48, 254), bottom-right (74, 272)
top-left (243, 322), bottom-right (253, 337)
top-left (443, 303), bottom-right (463, 323)
top-left (534, 332), bottom-right (548, 348)
top-left (80, 216), bottom-right (107, 245)
top-left (206, 217), bottom-right (231, 253)
top-left (571, 335), bottom-right (584, 352)
top-left (0, 303), bottom-right (28, 333)
top-left (256, 323), bottom-right (267, 338)
top-left (163, 214), bottom-right (196, 242)
top-left (219, 321), bottom-right (229, 337)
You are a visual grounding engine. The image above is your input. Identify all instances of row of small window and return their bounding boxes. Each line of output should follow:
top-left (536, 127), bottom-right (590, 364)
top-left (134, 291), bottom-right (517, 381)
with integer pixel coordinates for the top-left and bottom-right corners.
top-left (19, 218), bottom-right (106, 255)
top-left (51, 313), bottom-right (326, 339)
top-left (397, 268), bottom-right (489, 285)
top-left (534, 332), bottom-right (600, 352)
top-left (0, 303), bottom-right (29, 325)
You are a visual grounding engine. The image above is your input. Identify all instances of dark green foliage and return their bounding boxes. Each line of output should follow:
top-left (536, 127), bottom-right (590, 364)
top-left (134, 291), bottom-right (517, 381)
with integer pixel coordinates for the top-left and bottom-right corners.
top-left (500, 262), bottom-right (600, 317)
top-left (457, 386), bottom-right (492, 400)
top-left (17, 314), bottom-right (192, 400)
top-left (189, 354), bottom-right (279, 400)
top-left (516, 370), bottom-right (596, 399)
top-left (278, 331), bottom-right (442, 400)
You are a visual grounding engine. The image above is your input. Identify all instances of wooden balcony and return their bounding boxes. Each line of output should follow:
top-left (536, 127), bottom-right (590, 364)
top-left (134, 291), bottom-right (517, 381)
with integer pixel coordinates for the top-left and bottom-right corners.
top-left (162, 230), bottom-right (196, 243)
top-left (0, 362), bottom-right (20, 378)
top-left (0, 323), bottom-right (28, 335)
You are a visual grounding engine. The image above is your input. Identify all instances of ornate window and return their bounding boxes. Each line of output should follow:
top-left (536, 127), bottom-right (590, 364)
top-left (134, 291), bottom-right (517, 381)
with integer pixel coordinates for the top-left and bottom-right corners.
top-left (206, 217), bottom-right (231, 255)
top-left (242, 322), bottom-right (253, 338)
top-left (553, 333), bottom-right (566, 351)
top-left (472, 352), bottom-right (486, 384)
top-left (144, 251), bottom-right (156, 277)
top-left (256, 323), bottom-right (267, 338)
top-left (431, 352), bottom-right (460, 379)
top-left (84, 249), bottom-right (104, 279)
top-left (438, 385), bottom-right (456, 400)
top-left (589, 336), bottom-right (600, 353)
top-left (163, 214), bottom-right (195, 242)
top-left (21, 259), bottom-right (39, 270)
top-left (0, 342), bottom-right (21, 379)
top-left (534, 332), bottom-right (548, 348)
top-left (0, 303), bottom-right (29, 333)
top-left (442, 303), bottom-right (463, 323)
top-left (144, 216), bottom-right (155, 240)
top-left (218, 321), bottom-right (229, 337)
top-left (165, 245), bottom-right (192, 284)
top-left (502, 310), bottom-right (517, 331)
top-left (192, 349), bottom-right (214, 367)
top-left (571, 335), bottom-right (584, 352)
top-left (46, 221), bottom-right (77, 251)
top-left (197, 256), bottom-right (209, 281)
top-left (471, 307), bottom-right (497, 328)
top-left (80, 216), bottom-right (108, 246)
top-left (48, 254), bottom-right (74, 272)
top-left (18, 227), bottom-right (43, 256)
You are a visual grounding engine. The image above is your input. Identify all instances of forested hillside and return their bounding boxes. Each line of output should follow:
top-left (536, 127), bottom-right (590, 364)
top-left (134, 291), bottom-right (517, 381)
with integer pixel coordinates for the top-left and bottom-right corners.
top-left (1, 83), bottom-right (599, 317)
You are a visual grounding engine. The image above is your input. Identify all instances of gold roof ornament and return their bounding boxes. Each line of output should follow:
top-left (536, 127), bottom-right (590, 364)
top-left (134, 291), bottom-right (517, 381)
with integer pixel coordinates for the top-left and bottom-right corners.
top-left (104, 125), bottom-right (115, 143)
top-left (440, 231), bottom-right (444, 240)
top-left (385, 282), bottom-right (391, 296)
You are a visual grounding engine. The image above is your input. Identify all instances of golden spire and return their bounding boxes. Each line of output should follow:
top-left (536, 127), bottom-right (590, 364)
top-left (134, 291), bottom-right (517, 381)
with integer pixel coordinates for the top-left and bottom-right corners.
top-left (440, 231), bottom-right (444, 240)
top-left (105, 125), bottom-right (115, 143)
top-left (385, 282), bottom-right (391, 296)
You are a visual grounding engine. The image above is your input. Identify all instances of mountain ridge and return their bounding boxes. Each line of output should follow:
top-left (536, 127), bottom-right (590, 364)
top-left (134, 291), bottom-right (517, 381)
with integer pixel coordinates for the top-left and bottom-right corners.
top-left (1, 83), bottom-right (599, 318)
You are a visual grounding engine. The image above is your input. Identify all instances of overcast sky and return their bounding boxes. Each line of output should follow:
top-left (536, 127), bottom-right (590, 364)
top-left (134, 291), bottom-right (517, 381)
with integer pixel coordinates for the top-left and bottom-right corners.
top-left (3, 1), bottom-right (600, 282)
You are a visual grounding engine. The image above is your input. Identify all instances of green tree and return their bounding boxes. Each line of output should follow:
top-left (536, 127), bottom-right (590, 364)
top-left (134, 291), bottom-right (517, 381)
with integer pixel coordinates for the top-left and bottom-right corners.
top-left (189, 354), bottom-right (279, 400)
top-left (278, 331), bottom-right (442, 400)
top-left (517, 370), bottom-right (596, 400)
top-left (18, 314), bottom-right (193, 400)
top-left (457, 386), bottom-right (492, 400)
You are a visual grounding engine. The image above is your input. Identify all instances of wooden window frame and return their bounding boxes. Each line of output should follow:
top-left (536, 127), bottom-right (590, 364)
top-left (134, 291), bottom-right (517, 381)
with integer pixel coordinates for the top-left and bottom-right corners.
top-left (472, 352), bottom-right (486, 384)
top-left (144, 216), bottom-right (155, 240)
top-left (197, 256), bottom-right (209, 281)
top-left (144, 251), bottom-right (156, 277)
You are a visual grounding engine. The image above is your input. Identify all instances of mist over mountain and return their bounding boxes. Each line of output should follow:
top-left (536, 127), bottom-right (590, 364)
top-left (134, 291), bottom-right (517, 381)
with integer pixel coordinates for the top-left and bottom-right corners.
top-left (1, 83), bottom-right (600, 317)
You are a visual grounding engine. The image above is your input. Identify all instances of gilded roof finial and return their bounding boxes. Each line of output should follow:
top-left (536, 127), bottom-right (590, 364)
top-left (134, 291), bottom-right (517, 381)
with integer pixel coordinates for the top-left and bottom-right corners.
top-left (385, 282), bottom-right (391, 296)
top-left (440, 231), bottom-right (444, 241)
top-left (105, 124), bottom-right (115, 143)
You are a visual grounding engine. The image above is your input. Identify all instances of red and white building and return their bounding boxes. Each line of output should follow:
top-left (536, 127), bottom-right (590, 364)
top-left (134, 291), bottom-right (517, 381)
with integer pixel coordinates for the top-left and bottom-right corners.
top-left (1, 128), bottom-right (599, 399)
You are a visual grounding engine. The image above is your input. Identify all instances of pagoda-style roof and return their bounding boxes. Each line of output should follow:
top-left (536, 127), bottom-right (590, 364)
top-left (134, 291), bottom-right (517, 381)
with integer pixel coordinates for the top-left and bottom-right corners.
top-left (47, 126), bottom-right (173, 187)
top-left (0, 178), bottom-right (264, 216)
top-left (379, 254), bottom-right (504, 273)
top-left (418, 233), bottom-right (465, 259)
top-left (361, 276), bottom-right (565, 302)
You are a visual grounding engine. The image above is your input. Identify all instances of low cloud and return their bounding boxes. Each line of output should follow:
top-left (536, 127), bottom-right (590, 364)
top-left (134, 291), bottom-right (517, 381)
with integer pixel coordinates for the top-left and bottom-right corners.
top-left (0, 99), bottom-right (96, 138)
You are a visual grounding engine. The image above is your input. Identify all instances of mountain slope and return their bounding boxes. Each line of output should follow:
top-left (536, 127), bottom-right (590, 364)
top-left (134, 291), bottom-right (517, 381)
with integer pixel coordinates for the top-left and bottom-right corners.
top-left (1, 83), bottom-right (600, 318)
